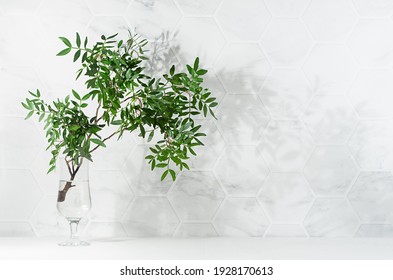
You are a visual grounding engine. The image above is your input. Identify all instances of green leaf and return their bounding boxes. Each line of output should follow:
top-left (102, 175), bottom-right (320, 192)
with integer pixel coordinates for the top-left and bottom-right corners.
top-left (111, 120), bottom-right (122, 125)
top-left (182, 162), bottom-right (190, 170)
top-left (69, 125), bottom-right (80, 131)
top-left (147, 130), bottom-right (154, 142)
top-left (84, 36), bottom-right (88, 48)
top-left (90, 138), bottom-right (106, 147)
top-left (156, 163), bottom-right (167, 168)
top-left (72, 89), bottom-right (81, 100)
top-left (73, 49), bottom-right (81, 62)
top-left (196, 69), bottom-right (208, 75)
top-left (47, 165), bottom-right (56, 174)
top-left (21, 102), bottom-right (31, 110)
top-left (107, 33), bottom-right (118, 39)
top-left (170, 65), bottom-right (175, 76)
top-left (59, 37), bottom-right (71, 47)
top-left (186, 64), bottom-right (193, 75)
top-left (139, 124), bottom-right (145, 138)
top-left (169, 169), bottom-right (176, 181)
top-left (38, 113), bottom-right (45, 122)
top-left (25, 110), bottom-right (34, 120)
top-left (56, 48), bottom-right (71, 56)
top-left (161, 170), bottom-right (168, 181)
top-left (76, 32), bottom-right (81, 47)
top-left (194, 57), bottom-right (199, 70)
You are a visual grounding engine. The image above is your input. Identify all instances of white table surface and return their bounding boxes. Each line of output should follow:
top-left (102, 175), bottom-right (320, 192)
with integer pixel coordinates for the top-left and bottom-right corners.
top-left (0, 238), bottom-right (393, 259)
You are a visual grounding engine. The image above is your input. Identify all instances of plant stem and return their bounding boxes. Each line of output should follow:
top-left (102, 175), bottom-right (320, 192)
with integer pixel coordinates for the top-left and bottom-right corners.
top-left (57, 158), bottom-right (84, 202)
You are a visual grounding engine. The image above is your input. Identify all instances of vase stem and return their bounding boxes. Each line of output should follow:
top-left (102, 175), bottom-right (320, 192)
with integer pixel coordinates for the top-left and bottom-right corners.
top-left (69, 219), bottom-right (80, 240)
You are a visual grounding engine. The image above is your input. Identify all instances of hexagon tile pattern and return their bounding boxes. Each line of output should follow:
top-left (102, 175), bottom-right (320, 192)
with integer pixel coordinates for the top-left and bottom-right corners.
top-left (348, 172), bottom-right (393, 223)
top-left (168, 171), bottom-right (224, 221)
top-left (122, 197), bottom-right (179, 237)
top-left (304, 198), bottom-right (359, 237)
top-left (215, 145), bottom-right (269, 196)
top-left (302, 96), bottom-right (358, 145)
top-left (259, 120), bottom-right (314, 172)
top-left (260, 18), bottom-right (312, 68)
top-left (214, 198), bottom-right (270, 237)
top-left (216, 0), bottom-right (271, 41)
top-left (303, 44), bottom-right (357, 95)
top-left (304, 146), bottom-right (358, 196)
top-left (2, 0), bottom-right (393, 238)
top-left (259, 173), bottom-right (314, 223)
top-left (303, 0), bottom-right (358, 42)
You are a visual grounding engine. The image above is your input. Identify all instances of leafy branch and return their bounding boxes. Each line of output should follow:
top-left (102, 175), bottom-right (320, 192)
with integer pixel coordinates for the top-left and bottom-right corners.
top-left (22, 31), bottom-right (217, 186)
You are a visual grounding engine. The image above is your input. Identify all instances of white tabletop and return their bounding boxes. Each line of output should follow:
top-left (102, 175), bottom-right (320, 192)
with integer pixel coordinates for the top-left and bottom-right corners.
top-left (0, 238), bottom-right (392, 259)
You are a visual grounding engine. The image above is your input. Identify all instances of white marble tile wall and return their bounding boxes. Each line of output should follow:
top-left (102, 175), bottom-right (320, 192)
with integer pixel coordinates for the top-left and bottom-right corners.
top-left (1, 0), bottom-right (393, 238)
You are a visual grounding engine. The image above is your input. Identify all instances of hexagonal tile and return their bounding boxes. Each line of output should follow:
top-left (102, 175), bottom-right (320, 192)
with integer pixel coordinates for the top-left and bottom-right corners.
top-left (216, 0), bottom-right (271, 41)
top-left (303, 0), bottom-right (358, 41)
top-left (215, 44), bottom-right (270, 94)
top-left (89, 170), bottom-right (134, 220)
top-left (348, 172), bottom-right (393, 223)
top-left (214, 198), bottom-right (269, 237)
top-left (85, 222), bottom-right (127, 239)
top-left (0, 117), bottom-right (44, 169)
top-left (0, 0), bottom-right (41, 14)
top-left (259, 173), bottom-right (314, 223)
top-left (302, 96), bottom-right (358, 144)
top-left (303, 44), bottom-right (357, 95)
top-left (304, 198), bottom-right (359, 237)
top-left (265, 224), bottom-right (307, 238)
top-left (348, 19), bottom-right (393, 68)
top-left (122, 145), bottom-right (174, 195)
top-left (175, 0), bottom-right (221, 15)
top-left (86, 0), bottom-right (132, 15)
top-left (174, 223), bottom-right (218, 237)
top-left (0, 66), bottom-right (45, 117)
top-left (122, 197), bottom-right (179, 237)
top-left (0, 222), bottom-right (35, 237)
top-left (30, 148), bottom-right (58, 196)
top-left (355, 225), bottom-right (393, 238)
top-left (264, 0), bottom-right (310, 17)
top-left (0, 170), bottom-right (42, 221)
top-left (259, 69), bottom-right (313, 119)
top-left (259, 121), bottom-right (314, 172)
top-left (172, 18), bottom-right (225, 68)
top-left (199, 69), bottom-right (226, 111)
top-left (215, 145), bottom-right (269, 196)
top-left (348, 120), bottom-right (393, 170)
top-left (86, 16), bottom-right (129, 43)
top-left (142, 39), bottom-right (180, 79)
top-left (168, 171), bottom-right (224, 220)
top-left (348, 69), bottom-right (393, 118)
top-left (37, 0), bottom-right (92, 37)
top-left (0, 15), bottom-right (42, 66)
top-left (216, 95), bottom-right (270, 145)
top-left (304, 146), bottom-right (358, 196)
top-left (30, 195), bottom-right (78, 237)
top-left (126, 0), bottom-right (180, 39)
top-left (92, 132), bottom-right (135, 170)
top-left (187, 120), bottom-right (226, 170)
top-left (353, 0), bottom-right (393, 17)
top-left (261, 19), bottom-right (313, 67)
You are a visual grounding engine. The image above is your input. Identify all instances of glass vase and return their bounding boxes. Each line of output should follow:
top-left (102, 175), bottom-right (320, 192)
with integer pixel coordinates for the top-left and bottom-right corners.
top-left (56, 158), bottom-right (91, 246)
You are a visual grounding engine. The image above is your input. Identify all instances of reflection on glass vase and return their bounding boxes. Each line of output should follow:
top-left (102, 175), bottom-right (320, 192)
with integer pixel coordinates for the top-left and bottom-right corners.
top-left (57, 158), bottom-right (91, 246)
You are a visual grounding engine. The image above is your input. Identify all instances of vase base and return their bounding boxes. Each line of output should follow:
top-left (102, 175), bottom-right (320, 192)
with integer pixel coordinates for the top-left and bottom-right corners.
top-left (58, 240), bottom-right (90, 247)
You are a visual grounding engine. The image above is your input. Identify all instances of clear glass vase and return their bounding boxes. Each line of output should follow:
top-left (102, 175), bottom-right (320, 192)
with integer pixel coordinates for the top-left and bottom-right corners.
top-left (56, 158), bottom-right (91, 246)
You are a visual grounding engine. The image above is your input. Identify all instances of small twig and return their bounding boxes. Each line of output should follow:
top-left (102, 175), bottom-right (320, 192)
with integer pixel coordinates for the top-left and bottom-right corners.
top-left (89, 131), bottom-right (119, 153)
